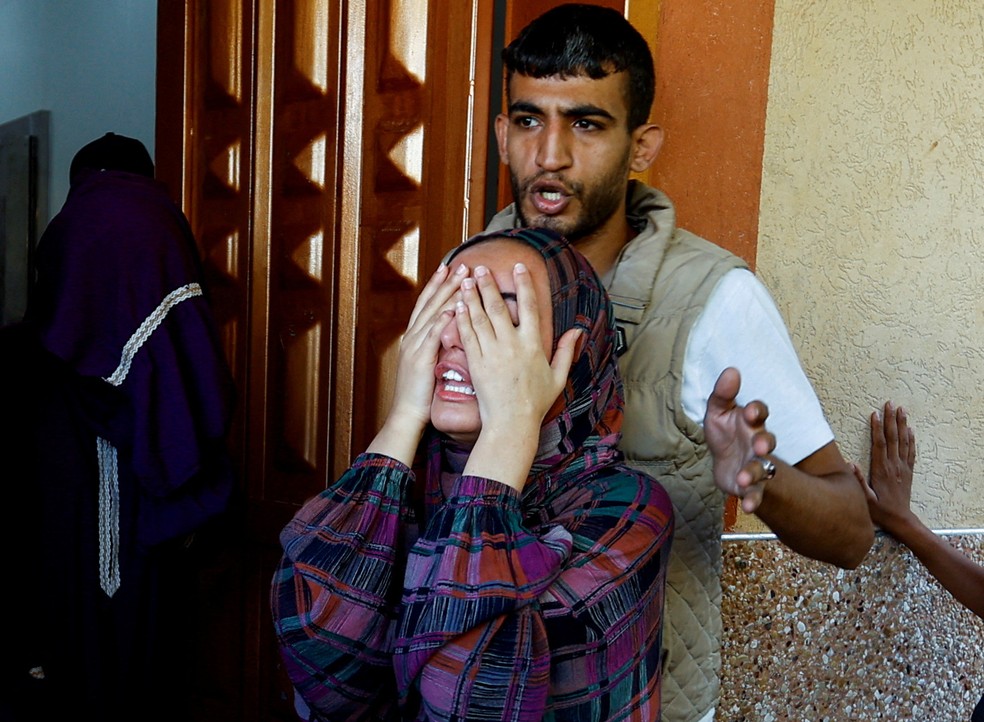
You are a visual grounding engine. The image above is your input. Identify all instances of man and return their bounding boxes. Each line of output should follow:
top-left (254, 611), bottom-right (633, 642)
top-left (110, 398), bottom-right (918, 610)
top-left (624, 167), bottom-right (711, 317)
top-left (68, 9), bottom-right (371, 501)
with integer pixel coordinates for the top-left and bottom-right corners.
top-left (485, 5), bottom-right (874, 721)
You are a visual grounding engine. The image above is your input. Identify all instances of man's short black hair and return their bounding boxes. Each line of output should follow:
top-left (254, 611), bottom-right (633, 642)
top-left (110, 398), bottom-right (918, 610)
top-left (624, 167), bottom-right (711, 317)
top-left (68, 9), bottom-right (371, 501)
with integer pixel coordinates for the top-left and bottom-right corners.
top-left (502, 3), bottom-right (655, 130)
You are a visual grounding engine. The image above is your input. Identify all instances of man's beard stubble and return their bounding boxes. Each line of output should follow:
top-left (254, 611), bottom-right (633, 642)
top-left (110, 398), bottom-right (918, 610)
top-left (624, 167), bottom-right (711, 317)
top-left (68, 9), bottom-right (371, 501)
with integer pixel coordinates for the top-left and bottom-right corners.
top-left (510, 153), bottom-right (631, 244)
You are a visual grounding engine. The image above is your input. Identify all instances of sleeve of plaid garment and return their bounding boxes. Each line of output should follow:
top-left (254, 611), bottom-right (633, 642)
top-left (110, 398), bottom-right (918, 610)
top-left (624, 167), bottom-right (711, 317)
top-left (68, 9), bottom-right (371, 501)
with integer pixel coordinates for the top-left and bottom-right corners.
top-left (270, 452), bottom-right (416, 721)
top-left (394, 468), bottom-right (674, 721)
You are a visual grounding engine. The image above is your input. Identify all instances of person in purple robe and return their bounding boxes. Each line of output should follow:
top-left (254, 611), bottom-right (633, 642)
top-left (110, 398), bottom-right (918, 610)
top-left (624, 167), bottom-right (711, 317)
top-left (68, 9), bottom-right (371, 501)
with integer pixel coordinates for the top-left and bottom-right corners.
top-left (3, 132), bottom-right (236, 721)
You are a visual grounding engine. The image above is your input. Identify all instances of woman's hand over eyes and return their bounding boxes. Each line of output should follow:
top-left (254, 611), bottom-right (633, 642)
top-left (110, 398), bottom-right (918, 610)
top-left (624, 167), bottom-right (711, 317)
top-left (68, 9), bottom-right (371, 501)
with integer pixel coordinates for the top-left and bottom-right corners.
top-left (456, 263), bottom-right (580, 489)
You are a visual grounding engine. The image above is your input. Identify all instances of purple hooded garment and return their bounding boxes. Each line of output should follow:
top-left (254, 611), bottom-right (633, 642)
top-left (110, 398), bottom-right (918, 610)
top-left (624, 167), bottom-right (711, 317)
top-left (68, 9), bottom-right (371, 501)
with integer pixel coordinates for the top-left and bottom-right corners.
top-left (3, 133), bottom-right (238, 720)
top-left (28, 165), bottom-right (236, 547)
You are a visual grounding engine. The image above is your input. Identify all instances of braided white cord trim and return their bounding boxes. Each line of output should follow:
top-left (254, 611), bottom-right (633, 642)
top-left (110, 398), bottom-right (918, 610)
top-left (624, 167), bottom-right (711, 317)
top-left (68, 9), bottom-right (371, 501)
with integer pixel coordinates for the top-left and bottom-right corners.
top-left (97, 282), bottom-right (203, 597)
top-left (104, 283), bottom-right (203, 387)
top-left (97, 437), bottom-right (121, 595)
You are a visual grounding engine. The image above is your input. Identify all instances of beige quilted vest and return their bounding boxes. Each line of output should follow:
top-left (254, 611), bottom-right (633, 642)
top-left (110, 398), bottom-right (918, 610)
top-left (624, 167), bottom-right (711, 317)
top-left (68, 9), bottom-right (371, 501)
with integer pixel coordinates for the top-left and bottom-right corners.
top-left (488, 182), bottom-right (748, 721)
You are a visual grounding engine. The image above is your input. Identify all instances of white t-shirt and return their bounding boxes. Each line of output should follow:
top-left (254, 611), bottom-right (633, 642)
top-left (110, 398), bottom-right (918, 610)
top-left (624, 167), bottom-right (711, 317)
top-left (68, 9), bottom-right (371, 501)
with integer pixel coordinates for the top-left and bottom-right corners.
top-left (680, 268), bottom-right (833, 465)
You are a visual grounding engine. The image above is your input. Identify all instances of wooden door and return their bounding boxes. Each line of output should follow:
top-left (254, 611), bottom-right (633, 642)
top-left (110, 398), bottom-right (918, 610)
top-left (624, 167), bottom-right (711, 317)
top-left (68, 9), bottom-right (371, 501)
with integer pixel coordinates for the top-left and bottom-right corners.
top-left (157, 0), bottom-right (494, 719)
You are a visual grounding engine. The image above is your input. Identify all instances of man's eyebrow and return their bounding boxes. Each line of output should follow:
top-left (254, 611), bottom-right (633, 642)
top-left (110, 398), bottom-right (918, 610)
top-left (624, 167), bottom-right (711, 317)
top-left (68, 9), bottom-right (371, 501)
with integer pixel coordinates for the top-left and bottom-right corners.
top-left (508, 100), bottom-right (615, 122)
top-left (508, 100), bottom-right (544, 116)
top-left (561, 103), bottom-right (615, 121)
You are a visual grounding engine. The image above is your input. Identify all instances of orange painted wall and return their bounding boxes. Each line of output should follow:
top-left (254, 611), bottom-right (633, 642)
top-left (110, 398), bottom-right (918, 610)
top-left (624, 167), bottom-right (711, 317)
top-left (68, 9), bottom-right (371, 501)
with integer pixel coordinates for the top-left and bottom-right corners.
top-left (644, 0), bottom-right (775, 268)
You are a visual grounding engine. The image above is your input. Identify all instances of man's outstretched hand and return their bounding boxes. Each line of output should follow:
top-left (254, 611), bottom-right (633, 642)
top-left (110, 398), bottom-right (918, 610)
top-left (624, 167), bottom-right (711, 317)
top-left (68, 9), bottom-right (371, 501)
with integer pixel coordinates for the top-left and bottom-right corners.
top-left (704, 367), bottom-right (777, 513)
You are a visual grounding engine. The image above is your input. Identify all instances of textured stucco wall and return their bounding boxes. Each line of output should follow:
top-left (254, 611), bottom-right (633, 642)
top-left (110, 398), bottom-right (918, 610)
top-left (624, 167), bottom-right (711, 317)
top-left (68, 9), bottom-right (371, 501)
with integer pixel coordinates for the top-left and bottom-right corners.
top-left (754, 1), bottom-right (984, 529)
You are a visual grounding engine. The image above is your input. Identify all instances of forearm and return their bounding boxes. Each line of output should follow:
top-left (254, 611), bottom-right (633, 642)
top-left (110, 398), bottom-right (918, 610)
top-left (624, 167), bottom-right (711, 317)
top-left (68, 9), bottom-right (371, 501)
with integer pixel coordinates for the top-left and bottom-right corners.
top-left (888, 517), bottom-right (984, 619)
top-left (755, 461), bottom-right (874, 569)
top-left (366, 414), bottom-right (427, 467)
top-left (273, 456), bottom-right (414, 714)
top-left (272, 571), bottom-right (398, 717)
top-left (464, 416), bottom-right (540, 491)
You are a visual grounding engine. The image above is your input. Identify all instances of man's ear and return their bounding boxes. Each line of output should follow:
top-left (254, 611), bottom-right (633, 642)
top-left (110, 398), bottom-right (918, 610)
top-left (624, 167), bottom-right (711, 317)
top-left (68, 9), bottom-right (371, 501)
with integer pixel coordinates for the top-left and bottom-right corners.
top-left (629, 123), bottom-right (664, 173)
top-left (494, 113), bottom-right (510, 165)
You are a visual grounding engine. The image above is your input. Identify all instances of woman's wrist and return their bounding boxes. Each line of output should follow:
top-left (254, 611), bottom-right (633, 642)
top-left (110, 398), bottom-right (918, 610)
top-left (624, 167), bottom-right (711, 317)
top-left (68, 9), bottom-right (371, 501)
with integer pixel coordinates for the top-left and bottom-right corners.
top-left (466, 424), bottom-right (538, 491)
top-left (366, 413), bottom-right (426, 466)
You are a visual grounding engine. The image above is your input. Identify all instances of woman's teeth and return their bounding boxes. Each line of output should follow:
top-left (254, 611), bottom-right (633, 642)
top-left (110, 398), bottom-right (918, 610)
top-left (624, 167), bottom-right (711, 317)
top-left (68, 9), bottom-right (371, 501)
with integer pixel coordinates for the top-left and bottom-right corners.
top-left (444, 383), bottom-right (475, 395)
top-left (442, 369), bottom-right (475, 395)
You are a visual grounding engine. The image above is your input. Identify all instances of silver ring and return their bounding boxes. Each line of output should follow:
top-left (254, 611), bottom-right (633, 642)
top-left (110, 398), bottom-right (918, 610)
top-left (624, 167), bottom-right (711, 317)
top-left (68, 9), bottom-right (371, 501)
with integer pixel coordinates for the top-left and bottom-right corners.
top-left (756, 456), bottom-right (777, 480)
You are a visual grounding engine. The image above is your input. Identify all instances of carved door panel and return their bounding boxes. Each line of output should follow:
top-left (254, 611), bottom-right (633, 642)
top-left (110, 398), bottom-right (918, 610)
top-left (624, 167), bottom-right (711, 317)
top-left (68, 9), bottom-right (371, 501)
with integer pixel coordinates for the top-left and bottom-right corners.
top-left (157, 1), bottom-right (494, 719)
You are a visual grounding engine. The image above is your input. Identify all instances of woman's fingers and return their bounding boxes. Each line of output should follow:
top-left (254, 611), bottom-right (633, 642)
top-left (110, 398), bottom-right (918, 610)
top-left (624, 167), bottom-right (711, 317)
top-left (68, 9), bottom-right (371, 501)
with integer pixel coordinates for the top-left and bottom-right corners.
top-left (469, 261), bottom-right (549, 356)
top-left (408, 262), bottom-right (467, 330)
top-left (511, 261), bottom-right (545, 347)
top-left (453, 296), bottom-right (478, 357)
top-left (406, 263), bottom-right (448, 328)
top-left (550, 327), bottom-right (581, 384)
top-left (471, 265), bottom-right (512, 339)
top-left (423, 308), bottom-right (454, 353)
top-left (391, 263), bottom-right (466, 416)
top-left (459, 275), bottom-right (494, 351)
top-left (457, 262), bottom-right (546, 351)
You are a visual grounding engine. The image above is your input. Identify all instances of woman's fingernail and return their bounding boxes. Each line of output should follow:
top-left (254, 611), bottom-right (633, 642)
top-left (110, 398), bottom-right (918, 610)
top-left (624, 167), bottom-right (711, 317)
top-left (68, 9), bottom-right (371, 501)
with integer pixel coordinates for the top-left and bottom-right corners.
top-left (462, 278), bottom-right (475, 290)
top-left (515, 262), bottom-right (527, 273)
top-left (455, 263), bottom-right (468, 276)
top-left (474, 265), bottom-right (488, 277)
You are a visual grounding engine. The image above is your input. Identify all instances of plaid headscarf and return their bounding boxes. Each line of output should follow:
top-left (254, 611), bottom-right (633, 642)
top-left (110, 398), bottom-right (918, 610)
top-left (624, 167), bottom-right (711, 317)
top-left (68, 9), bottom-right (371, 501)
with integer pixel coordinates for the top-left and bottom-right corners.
top-left (428, 227), bottom-right (624, 511)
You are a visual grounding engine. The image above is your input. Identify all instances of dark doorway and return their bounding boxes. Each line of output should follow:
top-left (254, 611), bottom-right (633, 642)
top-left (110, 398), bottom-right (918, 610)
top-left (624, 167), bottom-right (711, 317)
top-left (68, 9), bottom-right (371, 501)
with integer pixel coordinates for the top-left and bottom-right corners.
top-left (0, 110), bottom-right (49, 325)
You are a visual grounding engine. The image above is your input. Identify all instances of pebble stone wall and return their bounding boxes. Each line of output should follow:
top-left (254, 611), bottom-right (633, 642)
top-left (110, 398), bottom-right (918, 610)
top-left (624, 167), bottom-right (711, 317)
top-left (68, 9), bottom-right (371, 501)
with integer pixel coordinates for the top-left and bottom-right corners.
top-left (719, 533), bottom-right (984, 721)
